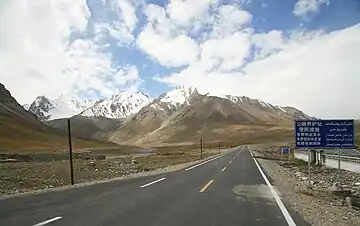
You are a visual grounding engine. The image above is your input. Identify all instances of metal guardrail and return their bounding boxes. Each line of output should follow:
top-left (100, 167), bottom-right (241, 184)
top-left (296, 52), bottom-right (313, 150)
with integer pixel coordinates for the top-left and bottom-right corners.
top-left (324, 154), bottom-right (360, 164)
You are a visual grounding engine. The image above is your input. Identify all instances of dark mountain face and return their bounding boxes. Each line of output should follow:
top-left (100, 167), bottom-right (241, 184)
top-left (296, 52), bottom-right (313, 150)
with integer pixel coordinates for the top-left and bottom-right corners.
top-left (28, 96), bottom-right (53, 120)
top-left (0, 83), bottom-right (40, 124)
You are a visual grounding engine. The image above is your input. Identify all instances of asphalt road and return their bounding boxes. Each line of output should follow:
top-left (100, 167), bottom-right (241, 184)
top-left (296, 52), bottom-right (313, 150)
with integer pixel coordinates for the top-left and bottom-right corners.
top-left (0, 146), bottom-right (309, 226)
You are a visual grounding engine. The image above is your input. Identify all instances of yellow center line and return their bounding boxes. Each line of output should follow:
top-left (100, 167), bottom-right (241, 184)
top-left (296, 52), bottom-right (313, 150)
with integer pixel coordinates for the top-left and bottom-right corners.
top-left (199, 180), bottom-right (214, 193)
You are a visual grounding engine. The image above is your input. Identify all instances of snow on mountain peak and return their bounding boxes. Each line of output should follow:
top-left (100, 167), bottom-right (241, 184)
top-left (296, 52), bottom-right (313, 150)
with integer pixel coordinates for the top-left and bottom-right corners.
top-left (160, 85), bottom-right (198, 107)
top-left (22, 104), bottom-right (30, 111)
top-left (26, 94), bottom-right (94, 120)
top-left (80, 91), bottom-right (153, 119)
top-left (26, 91), bottom-right (153, 121)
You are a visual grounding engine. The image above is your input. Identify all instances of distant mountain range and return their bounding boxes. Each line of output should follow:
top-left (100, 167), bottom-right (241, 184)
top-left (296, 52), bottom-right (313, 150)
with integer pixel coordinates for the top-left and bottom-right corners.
top-left (24, 86), bottom-right (310, 122)
top-left (107, 87), bottom-right (313, 145)
top-left (24, 92), bottom-right (151, 121)
top-left (3, 83), bottom-right (314, 146)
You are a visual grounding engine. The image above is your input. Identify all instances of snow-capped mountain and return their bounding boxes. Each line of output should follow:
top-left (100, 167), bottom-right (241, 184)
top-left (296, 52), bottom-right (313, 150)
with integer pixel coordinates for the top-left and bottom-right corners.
top-left (22, 104), bottom-right (30, 111)
top-left (27, 94), bottom-right (95, 121)
top-left (159, 86), bottom-right (198, 106)
top-left (25, 85), bottom-right (311, 122)
top-left (149, 86), bottom-right (199, 113)
top-left (223, 95), bottom-right (287, 113)
top-left (80, 92), bottom-right (152, 119)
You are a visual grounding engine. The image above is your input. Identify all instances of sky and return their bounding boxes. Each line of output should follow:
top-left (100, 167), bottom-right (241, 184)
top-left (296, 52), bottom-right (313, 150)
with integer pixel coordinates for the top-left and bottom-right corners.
top-left (0, 0), bottom-right (360, 119)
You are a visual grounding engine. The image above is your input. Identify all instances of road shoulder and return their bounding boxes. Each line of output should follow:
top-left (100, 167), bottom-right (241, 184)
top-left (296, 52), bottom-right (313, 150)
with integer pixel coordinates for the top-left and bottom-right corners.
top-left (252, 150), bottom-right (360, 226)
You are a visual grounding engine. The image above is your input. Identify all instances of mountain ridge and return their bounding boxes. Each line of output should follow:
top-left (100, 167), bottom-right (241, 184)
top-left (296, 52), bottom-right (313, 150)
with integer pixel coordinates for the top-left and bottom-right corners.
top-left (108, 90), bottom-right (312, 145)
top-left (0, 83), bottom-right (116, 150)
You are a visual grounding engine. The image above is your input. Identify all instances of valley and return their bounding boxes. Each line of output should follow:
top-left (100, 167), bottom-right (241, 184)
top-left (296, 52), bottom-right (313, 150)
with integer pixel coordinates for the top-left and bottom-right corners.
top-left (23, 85), bottom-right (310, 146)
top-left (1, 83), bottom-right (359, 226)
top-left (1, 82), bottom-right (311, 197)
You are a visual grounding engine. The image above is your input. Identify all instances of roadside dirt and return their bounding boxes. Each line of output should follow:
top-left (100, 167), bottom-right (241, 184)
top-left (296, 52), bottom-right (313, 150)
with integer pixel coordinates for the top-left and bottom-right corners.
top-left (251, 145), bottom-right (360, 226)
top-left (0, 148), bottom-right (219, 197)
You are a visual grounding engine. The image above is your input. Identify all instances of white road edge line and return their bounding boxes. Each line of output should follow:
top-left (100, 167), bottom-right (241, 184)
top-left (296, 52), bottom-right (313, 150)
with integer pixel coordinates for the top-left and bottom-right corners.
top-left (140, 177), bottom-right (166, 188)
top-left (185, 154), bottom-right (225, 171)
top-left (221, 167), bottom-right (227, 172)
top-left (250, 150), bottom-right (296, 226)
top-left (33, 217), bottom-right (63, 226)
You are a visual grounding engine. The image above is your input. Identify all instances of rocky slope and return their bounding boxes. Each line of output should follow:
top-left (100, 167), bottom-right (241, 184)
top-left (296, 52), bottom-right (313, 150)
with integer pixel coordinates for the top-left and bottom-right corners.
top-left (0, 83), bottom-right (116, 150)
top-left (79, 92), bottom-right (152, 119)
top-left (0, 83), bottom-right (41, 125)
top-left (27, 94), bottom-right (95, 121)
top-left (23, 85), bottom-right (312, 146)
top-left (108, 88), bottom-right (311, 145)
top-left (27, 92), bottom-right (152, 121)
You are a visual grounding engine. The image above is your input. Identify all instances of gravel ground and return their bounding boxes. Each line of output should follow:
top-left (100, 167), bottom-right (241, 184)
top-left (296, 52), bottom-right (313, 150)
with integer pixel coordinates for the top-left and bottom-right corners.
top-left (251, 146), bottom-right (360, 226)
top-left (0, 149), bottom-right (220, 198)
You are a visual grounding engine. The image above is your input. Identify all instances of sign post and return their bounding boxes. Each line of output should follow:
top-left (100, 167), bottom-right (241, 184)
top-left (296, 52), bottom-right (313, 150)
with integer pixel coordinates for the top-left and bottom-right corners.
top-left (308, 149), bottom-right (311, 189)
top-left (281, 147), bottom-right (289, 165)
top-left (295, 120), bottom-right (354, 190)
top-left (338, 149), bottom-right (341, 188)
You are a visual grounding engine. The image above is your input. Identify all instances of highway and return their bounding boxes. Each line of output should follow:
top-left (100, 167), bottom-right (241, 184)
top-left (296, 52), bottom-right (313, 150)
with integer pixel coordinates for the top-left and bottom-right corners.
top-left (0, 146), bottom-right (309, 226)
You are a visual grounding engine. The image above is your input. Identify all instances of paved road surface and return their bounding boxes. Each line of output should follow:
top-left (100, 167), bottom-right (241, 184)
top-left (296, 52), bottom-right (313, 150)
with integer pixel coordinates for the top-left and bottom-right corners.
top-left (0, 146), bottom-right (309, 226)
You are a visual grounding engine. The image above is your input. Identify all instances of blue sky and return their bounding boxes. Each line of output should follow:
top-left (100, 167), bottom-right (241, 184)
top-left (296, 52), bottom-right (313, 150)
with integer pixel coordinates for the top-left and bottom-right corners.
top-left (1, 0), bottom-right (360, 118)
top-left (84, 0), bottom-right (360, 97)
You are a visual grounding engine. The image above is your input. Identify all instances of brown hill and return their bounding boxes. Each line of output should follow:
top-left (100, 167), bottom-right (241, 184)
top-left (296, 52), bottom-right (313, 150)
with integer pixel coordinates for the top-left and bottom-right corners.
top-left (0, 83), bottom-right (117, 151)
top-left (48, 115), bottom-right (123, 141)
top-left (109, 94), bottom-right (310, 146)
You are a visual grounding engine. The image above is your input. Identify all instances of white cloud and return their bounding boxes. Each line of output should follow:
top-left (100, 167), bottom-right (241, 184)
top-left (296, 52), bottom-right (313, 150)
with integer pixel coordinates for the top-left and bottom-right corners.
top-left (137, 24), bottom-right (200, 67)
top-left (0, 0), bottom-right (140, 104)
top-left (94, 0), bottom-right (140, 46)
top-left (293, 0), bottom-right (329, 18)
top-left (144, 4), bottom-right (178, 37)
top-left (137, 3), bottom-right (251, 68)
top-left (166, 0), bottom-right (217, 29)
top-left (137, 4), bottom-right (200, 67)
top-left (157, 24), bottom-right (360, 119)
top-left (252, 30), bottom-right (284, 59)
top-left (211, 4), bottom-right (252, 38)
top-left (201, 31), bottom-right (251, 71)
top-left (94, 22), bottom-right (134, 46)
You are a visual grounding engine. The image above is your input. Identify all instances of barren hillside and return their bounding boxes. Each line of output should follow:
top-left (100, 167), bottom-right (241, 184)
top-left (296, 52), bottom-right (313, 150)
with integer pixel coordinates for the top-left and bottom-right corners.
top-left (109, 95), bottom-right (306, 146)
top-left (0, 83), bottom-right (117, 151)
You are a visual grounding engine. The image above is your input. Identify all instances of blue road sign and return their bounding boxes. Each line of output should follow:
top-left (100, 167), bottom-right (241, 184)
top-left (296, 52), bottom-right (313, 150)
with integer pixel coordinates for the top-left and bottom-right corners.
top-left (281, 147), bottom-right (289, 153)
top-left (295, 120), bottom-right (355, 149)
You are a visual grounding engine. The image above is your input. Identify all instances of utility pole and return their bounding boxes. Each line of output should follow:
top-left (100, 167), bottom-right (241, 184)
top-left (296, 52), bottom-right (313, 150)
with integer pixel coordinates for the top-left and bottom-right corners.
top-left (218, 141), bottom-right (220, 154)
top-left (68, 119), bottom-right (74, 185)
top-left (200, 138), bottom-right (203, 159)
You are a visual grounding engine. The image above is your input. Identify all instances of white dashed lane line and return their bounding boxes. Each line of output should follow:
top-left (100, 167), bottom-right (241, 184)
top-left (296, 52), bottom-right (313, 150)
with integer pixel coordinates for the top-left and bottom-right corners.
top-left (32, 217), bottom-right (62, 226)
top-left (185, 154), bottom-right (226, 171)
top-left (140, 178), bottom-right (166, 188)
